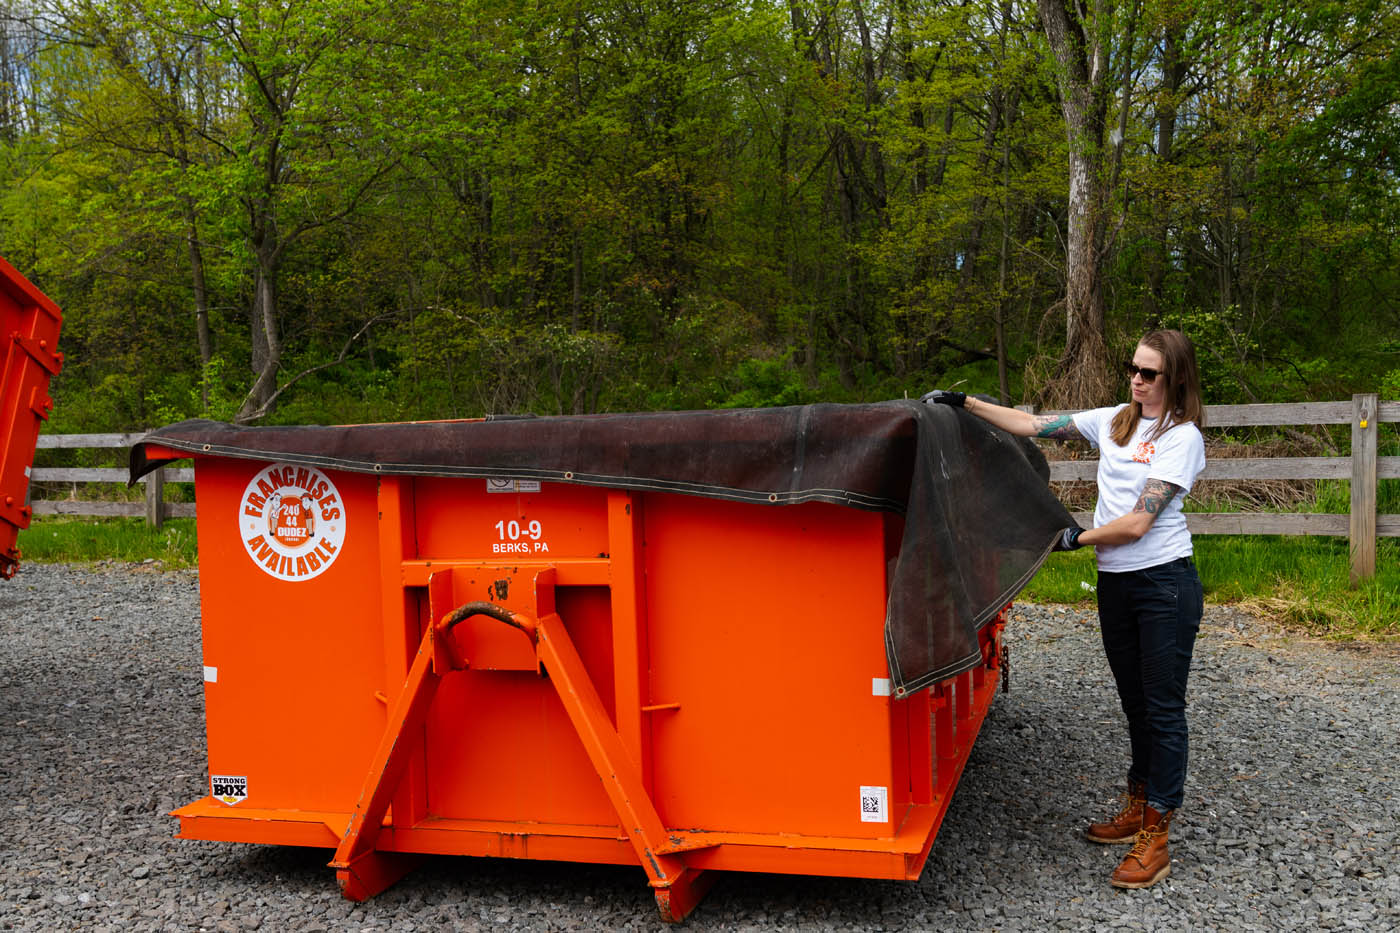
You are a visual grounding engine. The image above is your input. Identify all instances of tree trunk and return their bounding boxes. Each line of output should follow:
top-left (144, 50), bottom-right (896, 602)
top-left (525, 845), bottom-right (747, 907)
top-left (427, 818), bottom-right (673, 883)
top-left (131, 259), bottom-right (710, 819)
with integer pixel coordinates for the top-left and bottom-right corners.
top-left (183, 200), bottom-right (211, 360)
top-left (1062, 133), bottom-right (1109, 384)
top-left (1145, 19), bottom-right (1185, 325)
top-left (239, 75), bottom-right (287, 423)
top-left (171, 119), bottom-right (213, 405)
top-left (930, 102), bottom-right (956, 189)
top-left (475, 170), bottom-right (495, 308)
top-left (1036, 0), bottom-right (1115, 408)
top-left (957, 90), bottom-right (1009, 298)
top-left (240, 239), bottom-right (281, 422)
top-left (571, 233), bottom-right (582, 333)
top-left (996, 220), bottom-right (1011, 404)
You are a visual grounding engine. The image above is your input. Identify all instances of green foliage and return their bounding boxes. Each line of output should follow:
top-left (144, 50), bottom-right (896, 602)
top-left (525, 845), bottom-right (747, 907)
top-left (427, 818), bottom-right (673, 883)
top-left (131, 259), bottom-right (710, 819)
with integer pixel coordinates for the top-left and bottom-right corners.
top-left (142, 357), bottom-right (246, 426)
top-left (0, 0), bottom-right (1395, 432)
top-left (1382, 369), bottom-right (1400, 401)
top-left (1313, 476), bottom-right (1400, 517)
top-left (713, 355), bottom-right (818, 409)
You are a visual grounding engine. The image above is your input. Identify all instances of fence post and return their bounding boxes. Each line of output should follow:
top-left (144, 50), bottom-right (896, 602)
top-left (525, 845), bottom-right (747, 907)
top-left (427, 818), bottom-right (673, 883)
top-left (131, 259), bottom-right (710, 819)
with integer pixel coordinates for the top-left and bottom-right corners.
top-left (144, 466), bottom-right (166, 529)
top-left (1350, 393), bottom-right (1378, 584)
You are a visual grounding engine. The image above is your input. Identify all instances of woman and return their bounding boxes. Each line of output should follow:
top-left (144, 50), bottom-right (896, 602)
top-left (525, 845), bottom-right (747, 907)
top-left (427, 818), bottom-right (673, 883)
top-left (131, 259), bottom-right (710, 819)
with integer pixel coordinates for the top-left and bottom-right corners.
top-left (926, 329), bottom-right (1206, 890)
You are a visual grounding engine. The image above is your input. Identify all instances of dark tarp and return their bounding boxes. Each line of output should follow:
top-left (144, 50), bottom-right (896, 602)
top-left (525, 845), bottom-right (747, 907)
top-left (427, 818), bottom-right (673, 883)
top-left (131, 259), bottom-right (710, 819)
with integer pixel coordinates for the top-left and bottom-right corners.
top-left (130, 401), bottom-right (1074, 696)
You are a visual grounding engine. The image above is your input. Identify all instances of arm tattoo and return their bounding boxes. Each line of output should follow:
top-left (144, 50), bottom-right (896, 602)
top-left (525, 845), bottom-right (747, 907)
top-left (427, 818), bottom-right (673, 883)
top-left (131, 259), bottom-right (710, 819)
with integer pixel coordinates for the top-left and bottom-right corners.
top-left (1032, 414), bottom-right (1080, 440)
top-left (1132, 479), bottom-right (1184, 518)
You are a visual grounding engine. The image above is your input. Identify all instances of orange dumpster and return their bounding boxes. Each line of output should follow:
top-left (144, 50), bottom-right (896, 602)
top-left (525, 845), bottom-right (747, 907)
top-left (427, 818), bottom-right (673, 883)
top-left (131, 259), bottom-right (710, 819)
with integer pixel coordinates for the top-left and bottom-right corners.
top-left (131, 405), bottom-right (1070, 920)
top-left (0, 256), bottom-right (62, 579)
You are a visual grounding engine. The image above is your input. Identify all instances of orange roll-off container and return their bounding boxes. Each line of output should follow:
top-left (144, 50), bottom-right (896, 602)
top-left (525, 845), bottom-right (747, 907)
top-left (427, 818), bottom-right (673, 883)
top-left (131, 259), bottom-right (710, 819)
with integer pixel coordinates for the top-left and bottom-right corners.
top-left (133, 407), bottom-right (1065, 920)
top-left (0, 256), bottom-right (63, 579)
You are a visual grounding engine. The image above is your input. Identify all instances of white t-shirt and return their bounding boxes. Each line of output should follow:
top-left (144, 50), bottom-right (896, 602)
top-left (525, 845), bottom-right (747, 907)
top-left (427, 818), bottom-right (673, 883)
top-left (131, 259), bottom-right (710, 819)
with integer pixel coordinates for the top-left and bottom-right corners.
top-left (1072, 405), bottom-right (1206, 572)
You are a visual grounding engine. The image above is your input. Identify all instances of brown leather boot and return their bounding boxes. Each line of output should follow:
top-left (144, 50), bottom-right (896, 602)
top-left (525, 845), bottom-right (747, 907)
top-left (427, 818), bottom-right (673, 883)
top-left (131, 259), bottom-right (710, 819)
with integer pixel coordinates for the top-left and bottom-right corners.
top-left (1084, 780), bottom-right (1146, 844)
top-left (1110, 805), bottom-right (1174, 889)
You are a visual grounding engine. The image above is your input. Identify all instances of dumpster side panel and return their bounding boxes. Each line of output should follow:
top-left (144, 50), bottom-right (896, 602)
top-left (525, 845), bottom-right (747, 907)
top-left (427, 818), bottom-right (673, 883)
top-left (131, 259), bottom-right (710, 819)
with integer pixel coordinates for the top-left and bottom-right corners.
top-left (193, 459), bottom-right (387, 812)
top-left (642, 495), bottom-right (898, 838)
top-left (0, 257), bottom-right (62, 577)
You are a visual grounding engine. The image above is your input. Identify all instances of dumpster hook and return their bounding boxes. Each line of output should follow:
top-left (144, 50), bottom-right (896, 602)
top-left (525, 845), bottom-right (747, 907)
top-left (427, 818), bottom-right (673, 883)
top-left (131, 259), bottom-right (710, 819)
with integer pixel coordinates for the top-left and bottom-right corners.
top-left (440, 600), bottom-right (536, 638)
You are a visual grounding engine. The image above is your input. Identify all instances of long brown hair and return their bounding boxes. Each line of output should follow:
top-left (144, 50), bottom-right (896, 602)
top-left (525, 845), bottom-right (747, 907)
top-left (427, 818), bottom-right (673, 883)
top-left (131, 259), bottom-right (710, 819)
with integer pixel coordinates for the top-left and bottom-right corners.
top-left (1109, 329), bottom-right (1205, 446)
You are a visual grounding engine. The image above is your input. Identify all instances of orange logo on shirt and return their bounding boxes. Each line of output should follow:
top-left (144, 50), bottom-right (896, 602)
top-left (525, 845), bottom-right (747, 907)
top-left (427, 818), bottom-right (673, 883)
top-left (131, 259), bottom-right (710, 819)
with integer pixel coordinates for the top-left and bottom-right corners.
top-left (1132, 441), bottom-right (1155, 464)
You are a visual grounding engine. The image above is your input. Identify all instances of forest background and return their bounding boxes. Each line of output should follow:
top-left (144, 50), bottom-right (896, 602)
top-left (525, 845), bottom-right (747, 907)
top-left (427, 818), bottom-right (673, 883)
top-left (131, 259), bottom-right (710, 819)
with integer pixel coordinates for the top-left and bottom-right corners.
top-left (1, 0), bottom-right (1398, 430)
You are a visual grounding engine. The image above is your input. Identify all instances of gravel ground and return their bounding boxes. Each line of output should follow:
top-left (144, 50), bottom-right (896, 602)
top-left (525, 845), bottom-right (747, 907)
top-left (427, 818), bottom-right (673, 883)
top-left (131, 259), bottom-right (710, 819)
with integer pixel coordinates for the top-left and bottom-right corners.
top-left (1, 563), bottom-right (1397, 931)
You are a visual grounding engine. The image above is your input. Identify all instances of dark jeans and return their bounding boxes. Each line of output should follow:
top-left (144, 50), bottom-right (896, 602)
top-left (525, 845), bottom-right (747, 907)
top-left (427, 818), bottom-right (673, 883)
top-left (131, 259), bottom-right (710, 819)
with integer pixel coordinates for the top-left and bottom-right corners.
top-left (1097, 557), bottom-right (1204, 813)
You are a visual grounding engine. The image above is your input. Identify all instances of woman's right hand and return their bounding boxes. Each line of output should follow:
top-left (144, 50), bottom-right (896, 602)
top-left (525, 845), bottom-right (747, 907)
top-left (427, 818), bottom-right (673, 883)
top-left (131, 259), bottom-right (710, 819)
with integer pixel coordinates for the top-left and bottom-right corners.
top-left (921, 389), bottom-right (967, 408)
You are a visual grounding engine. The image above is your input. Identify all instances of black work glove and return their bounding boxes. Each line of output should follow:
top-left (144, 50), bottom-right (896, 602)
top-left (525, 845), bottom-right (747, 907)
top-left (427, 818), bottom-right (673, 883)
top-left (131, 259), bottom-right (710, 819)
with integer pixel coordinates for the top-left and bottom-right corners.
top-left (1054, 527), bottom-right (1086, 551)
top-left (920, 389), bottom-right (967, 408)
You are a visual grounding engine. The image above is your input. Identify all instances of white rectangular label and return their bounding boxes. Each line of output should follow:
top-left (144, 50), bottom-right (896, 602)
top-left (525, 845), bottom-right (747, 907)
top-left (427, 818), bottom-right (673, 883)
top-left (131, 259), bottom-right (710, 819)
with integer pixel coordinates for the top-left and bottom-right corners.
top-left (860, 785), bottom-right (888, 823)
top-left (211, 775), bottom-right (248, 806)
top-left (486, 478), bottom-right (541, 494)
top-left (871, 678), bottom-right (891, 697)
top-left (203, 666), bottom-right (218, 683)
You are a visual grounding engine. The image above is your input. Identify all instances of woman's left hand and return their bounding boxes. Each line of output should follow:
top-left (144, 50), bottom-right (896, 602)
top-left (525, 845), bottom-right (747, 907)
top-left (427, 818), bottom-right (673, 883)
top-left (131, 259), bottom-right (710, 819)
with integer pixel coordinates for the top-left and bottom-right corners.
top-left (1054, 527), bottom-right (1086, 551)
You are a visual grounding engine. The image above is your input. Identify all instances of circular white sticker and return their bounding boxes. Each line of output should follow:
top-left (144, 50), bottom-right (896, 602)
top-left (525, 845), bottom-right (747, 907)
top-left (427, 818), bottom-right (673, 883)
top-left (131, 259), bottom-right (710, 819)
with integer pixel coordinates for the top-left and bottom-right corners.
top-left (239, 463), bottom-right (346, 581)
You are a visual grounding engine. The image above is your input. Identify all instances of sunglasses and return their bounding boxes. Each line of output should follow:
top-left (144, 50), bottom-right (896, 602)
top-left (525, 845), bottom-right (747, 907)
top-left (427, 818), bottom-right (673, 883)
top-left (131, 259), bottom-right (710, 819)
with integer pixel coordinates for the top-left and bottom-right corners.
top-left (1124, 362), bottom-right (1162, 382)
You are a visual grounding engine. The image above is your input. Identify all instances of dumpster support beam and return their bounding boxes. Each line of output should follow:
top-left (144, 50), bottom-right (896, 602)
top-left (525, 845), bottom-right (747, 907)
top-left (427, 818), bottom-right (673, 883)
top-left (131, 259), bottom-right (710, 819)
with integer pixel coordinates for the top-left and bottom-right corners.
top-left (329, 625), bottom-right (439, 900)
top-left (331, 591), bottom-right (711, 920)
top-left (533, 608), bottom-right (712, 921)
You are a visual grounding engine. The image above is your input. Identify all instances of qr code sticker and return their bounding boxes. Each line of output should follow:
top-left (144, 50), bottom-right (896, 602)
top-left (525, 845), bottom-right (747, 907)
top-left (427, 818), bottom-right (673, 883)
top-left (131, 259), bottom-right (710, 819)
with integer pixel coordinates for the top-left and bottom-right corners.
top-left (859, 785), bottom-right (888, 823)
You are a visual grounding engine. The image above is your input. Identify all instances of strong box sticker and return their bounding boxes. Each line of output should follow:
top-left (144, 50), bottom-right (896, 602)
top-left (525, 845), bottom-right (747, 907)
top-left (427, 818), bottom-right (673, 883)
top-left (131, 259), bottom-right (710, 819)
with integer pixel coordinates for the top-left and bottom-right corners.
top-left (211, 774), bottom-right (248, 806)
top-left (239, 463), bottom-right (346, 581)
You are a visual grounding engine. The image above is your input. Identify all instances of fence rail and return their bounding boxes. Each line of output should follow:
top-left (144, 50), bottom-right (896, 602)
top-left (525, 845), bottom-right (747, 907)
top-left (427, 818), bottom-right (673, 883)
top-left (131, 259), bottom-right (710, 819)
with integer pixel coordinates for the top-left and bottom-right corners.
top-left (27, 394), bottom-right (1399, 580)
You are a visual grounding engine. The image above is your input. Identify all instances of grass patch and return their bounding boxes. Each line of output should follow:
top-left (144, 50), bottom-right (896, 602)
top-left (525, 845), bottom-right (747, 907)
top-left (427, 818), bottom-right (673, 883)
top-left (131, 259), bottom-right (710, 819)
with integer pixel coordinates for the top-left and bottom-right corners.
top-left (1022, 535), bottom-right (1399, 639)
top-left (15, 516), bottom-right (198, 569)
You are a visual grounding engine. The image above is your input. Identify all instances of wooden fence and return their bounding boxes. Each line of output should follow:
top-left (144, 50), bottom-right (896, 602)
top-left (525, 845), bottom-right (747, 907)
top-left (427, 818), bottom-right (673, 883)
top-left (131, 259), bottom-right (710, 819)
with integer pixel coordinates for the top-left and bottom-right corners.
top-left (31, 432), bottom-right (193, 526)
top-left (27, 394), bottom-right (1400, 580)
